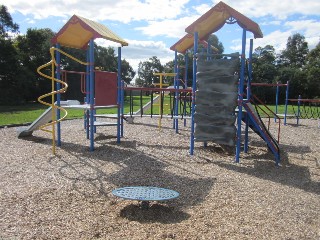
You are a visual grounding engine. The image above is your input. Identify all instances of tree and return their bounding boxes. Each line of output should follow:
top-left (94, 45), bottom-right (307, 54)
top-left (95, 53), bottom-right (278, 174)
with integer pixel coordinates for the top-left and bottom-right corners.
top-left (276, 34), bottom-right (310, 99)
top-left (94, 45), bottom-right (117, 72)
top-left (163, 54), bottom-right (186, 86)
top-left (136, 56), bottom-right (163, 86)
top-left (16, 28), bottom-right (55, 101)
top-left (279, 33), bottom-right (309, 68)
top-left (0, 5), bottom-right (19, 38)
top-left (121, 59), bottom-right (135, 84)
top-left (252, 45), bottom-right (277, 83)
top-left (0, 5), bottom-right (22, 105)
top-left (305, 42), bottom-right (320, 98)
top-left (204, 34), bottom-right (224, 54)
top-left (0, 37), bottom-right (24, 104)
top-left (251, 45), bottom-right (278, 103)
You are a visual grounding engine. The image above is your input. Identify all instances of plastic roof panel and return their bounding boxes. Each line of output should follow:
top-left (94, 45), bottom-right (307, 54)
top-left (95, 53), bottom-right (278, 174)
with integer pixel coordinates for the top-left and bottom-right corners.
top-left (170, 1), bottom-right (263, 54)
top-left (51, 15), bottom-right (128, 49)
top-left (185, 1), bottom-right (263, 39)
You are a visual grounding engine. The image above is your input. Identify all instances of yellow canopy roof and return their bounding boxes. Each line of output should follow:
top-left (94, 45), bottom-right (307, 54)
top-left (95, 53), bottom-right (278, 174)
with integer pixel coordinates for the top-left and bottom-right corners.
top-left (185, 1), bottom-right (263, 40)
top-left (51, 15), bottom-right (128, 49)
top-left (170, 33), bottom-right (213, 54)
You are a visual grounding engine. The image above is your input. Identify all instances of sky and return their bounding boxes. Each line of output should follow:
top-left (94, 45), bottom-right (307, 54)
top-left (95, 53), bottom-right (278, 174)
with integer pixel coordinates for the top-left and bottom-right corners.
top-left (3, 0), bottom-right (320, 77)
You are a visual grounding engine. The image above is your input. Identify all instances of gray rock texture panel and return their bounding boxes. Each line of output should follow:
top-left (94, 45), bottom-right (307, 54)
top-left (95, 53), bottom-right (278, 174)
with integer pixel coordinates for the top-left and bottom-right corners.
top-left (194, 56), bottom-right (239, 146)
top-left (197, 58), bottom-right (239, 74)
top-left (196, 75), bottom-right (238, 92)
top-left (194, 112), bottom-right (236, 126)
top-left (195, 91), bottom-right (238, 105)
top-left (194, 124), bottom-right (236, 146)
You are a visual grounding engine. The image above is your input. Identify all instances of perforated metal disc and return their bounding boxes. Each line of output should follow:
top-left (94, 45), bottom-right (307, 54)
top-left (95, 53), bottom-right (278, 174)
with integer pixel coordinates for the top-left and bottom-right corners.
top-left (112, 186), bottom-right (179, 201)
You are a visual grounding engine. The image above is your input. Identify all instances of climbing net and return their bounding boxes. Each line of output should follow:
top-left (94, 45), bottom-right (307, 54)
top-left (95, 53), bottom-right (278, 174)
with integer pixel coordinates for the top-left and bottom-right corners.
top-left (288, 99), bottom-right (320, 119)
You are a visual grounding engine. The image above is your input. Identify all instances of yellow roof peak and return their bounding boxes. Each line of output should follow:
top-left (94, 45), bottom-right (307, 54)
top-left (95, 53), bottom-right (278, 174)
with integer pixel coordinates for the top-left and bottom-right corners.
top-left (51, 14), bottom-right (128, 49)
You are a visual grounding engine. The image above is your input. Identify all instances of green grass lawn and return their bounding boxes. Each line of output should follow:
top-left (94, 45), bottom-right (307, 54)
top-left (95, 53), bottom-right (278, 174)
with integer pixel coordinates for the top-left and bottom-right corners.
top-left (0, 96), bottom-right (150, 126)
top-left (0, 96), bottom-right (306, 126)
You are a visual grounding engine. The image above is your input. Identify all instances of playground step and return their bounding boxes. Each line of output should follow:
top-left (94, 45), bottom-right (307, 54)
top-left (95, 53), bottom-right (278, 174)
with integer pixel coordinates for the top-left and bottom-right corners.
top-left (276, 114), bottom-right (296, 118)
top-left (94, 114), bottom-right (118, 119)
top-left (93, 121), bottom-right (118, 127)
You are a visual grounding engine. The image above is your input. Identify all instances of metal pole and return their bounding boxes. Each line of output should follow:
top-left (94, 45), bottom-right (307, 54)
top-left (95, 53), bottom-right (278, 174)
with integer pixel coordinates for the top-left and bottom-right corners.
top-left (284, 81), bottom-right (289, 125)
top-left (235, 29), bottom-right (247, 163)
top-left (117, 47), bottom-right (122, 143)
top-left (275, 82), bottom-right (279, 122)
top-left (190, 32), bottom-right (198, 155)
top-left (184, 53), bottom-right (188, 127)
top-left (297, 94), bottom-right (301, 125)
top-left (85, 49), bottom-right (90, 137)
top-left (173, 50), bottom-right (178, 130)
top-left (121, 80), bottom-right (124, 137)
top-left (89, 39), bottom-right (95, 151)
top-left (55, 43), bottom-right (61, 146)
top-left (244, 38), bottom-right (253, 153)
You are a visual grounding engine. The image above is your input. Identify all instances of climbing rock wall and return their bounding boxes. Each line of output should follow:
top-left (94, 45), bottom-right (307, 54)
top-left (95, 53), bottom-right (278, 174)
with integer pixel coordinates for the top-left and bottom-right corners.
top-left (194, 56), bottom-right (239, 146)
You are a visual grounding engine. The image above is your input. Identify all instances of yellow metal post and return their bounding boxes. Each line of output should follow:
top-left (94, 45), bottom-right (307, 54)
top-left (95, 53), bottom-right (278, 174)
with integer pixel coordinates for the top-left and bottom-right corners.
top-left (153, 73), bottom-right (176, 129)
top-left (37, 47), bottom-right (89, 154)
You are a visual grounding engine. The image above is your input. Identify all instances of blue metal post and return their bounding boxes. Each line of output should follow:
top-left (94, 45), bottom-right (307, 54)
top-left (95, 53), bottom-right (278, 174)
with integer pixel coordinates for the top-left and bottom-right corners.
top-left (184, 53), bottom-right (188, 127)
top-left (121, 80), bottom-right (125, 137)
top-left (173, 50), bottom-right (178, 130)
top-left (189, 32), bottom-right (198, 155)
top-left (246, 39), bottom-right (253, 100)
top-left (117, 46), bottom-right (121, 143)
top-left (85, 49), bottom-right (90, 137)
top-left (55, 43), bottom-right (61, 146)
top-left (297, 94), bottom-right (301, 125)
top-left (235, 29), bottom-right (247, 163)
top-left (174, 51), bottom-right (180, 133)
top-left (284, 81), bottom-right (289, 125)
top-left (244, 39), bottom-right (253, 153)
top-left (89, 39), bottom-right (95, 151)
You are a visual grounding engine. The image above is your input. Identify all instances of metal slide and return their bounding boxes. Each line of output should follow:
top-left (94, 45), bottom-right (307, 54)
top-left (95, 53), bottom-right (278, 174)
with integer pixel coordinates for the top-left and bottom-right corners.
top-left (242, 102), bottom-right (280, 164)
top-left (17, 107), bottom-right (54, 138)
top-left (17, 100), bottom-right (80, 138)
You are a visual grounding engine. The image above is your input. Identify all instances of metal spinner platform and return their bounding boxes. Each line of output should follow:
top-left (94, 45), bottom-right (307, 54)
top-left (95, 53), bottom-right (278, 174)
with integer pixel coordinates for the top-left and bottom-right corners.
top-left (112, 186), bottom-right (179, 209)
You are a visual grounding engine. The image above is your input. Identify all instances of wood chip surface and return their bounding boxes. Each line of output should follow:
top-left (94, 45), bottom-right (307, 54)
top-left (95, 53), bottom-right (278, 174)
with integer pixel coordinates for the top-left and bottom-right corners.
top-left (0, 117), bottom-right (319, 239)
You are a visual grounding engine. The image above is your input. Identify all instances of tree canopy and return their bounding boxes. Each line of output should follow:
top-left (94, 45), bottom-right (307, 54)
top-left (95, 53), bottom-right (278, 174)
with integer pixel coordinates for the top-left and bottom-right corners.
top-left (0, 5), bottom-right (319, 105)
top-left (0, 5), bottom-right (19, 38)
top-left (0, 5), bottom-right (136, 105)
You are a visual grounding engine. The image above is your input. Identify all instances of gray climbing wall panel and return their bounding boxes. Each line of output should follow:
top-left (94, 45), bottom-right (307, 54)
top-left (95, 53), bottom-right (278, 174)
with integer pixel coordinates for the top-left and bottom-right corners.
top-left (194, 55), bottom-right (239, 146)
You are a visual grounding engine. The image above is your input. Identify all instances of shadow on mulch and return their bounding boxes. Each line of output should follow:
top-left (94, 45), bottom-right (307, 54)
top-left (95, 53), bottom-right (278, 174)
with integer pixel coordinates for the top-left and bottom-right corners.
top-left (249, 139), bottom-right (312, 155)
top-left (200, 149), bottom-right (320, 195)
top-left (41, 139), bottom-right (216, 209)
top-left (119, 203), bottom-right (190, 223)
top-left (127, 121), bottom-right (173, 130)
top-left (20, 135), bottom-right (52, 144)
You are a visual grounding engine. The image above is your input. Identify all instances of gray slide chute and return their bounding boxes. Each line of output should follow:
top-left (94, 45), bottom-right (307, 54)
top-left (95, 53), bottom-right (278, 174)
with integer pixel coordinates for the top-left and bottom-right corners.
top-left (17, 107), bottom-right (54, 138)
top-left (17, 100), bottom-right (80, 138)
top-left (243, 102), bottom-right (280, 161)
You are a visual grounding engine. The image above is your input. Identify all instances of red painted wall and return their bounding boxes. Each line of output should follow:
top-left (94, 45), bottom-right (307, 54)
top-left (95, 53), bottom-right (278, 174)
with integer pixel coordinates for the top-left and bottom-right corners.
top-left (94, 71), bottom-right (118, 106)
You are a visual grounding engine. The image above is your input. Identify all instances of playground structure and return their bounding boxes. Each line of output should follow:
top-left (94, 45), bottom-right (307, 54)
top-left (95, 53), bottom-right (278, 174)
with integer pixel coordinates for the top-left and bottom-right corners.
top-left (168, 1), bottom-right (282, 165)
top-left (20, 2), bottom-right (285, 165)
top-left (123, 1), bottom-right (280, 164)
top-left (18, 15), bottom-right (128, 153)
